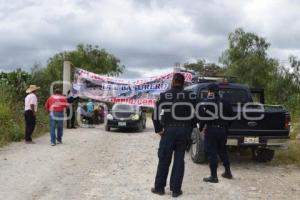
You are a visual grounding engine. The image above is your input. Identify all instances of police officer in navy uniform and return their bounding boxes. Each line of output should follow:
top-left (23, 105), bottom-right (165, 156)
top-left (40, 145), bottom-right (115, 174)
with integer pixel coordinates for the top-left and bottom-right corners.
top-left (199, 83), bottom-right (234, 183)
top-left (151, 73), bottom-right (196, 198)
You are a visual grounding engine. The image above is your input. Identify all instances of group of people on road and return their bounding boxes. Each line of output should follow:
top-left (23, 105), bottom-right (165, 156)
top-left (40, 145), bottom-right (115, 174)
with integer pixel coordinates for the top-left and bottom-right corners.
top-left (152, 73), bottom-right (234, 198)
top-left (77, 100), bottom-right (105, 127)
top-left (24, 85), bottom-right (104, 146)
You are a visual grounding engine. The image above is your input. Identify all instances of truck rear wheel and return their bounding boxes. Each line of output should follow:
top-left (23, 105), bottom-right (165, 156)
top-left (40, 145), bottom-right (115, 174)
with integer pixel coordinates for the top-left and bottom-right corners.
top-left (252, 148), bottom-right (274, 162)
top-left (190, 128), bottom-right (206, 164)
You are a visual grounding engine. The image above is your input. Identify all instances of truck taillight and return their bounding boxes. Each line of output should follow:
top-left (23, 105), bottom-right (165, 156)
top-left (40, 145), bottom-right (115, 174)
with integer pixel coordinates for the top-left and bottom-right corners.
top-left (284, 115), bottom-right (291, 129)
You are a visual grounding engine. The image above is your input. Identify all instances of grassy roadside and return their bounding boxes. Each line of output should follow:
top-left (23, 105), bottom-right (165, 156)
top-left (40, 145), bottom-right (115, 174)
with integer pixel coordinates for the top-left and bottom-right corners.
top-left (272, 118), bottom-right (300, 166)
top-left (0, 102), bottom-right (49, 147)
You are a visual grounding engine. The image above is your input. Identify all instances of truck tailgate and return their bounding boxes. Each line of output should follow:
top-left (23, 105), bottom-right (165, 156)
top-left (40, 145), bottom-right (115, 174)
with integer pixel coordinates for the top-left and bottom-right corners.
top-left (228, 108), bottom-right (290, 137)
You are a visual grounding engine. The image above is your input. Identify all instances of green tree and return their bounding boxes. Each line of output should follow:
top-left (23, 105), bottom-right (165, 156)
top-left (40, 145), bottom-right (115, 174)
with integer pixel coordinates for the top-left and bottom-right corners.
top-left (184, 59), bottom-right (226, 77)
top-left (267, 65), bottom-right (296, 103)
top-left (220, 28), bottom-right (277, 88)
top-left (46, 44), bottom-right (124, 81)
top-left (288, 55), bottom-right (300, 87)
top-left (29, 64), bottom-right (51, 104)
top-left (266, 56), bottom-right (300, 115)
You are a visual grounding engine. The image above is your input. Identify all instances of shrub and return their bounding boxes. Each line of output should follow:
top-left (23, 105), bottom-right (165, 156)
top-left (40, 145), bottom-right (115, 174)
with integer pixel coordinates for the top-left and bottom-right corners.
top-left (0, 102), bottom-right (11, 122)
top-left (290, 118), bottom-right (300, 139)
top-left (272, 141), bottom-right (300, 166)
top-left (272, 118), bottom-right (300, 165)
top-left (9, 121), bottom-right (24, 142)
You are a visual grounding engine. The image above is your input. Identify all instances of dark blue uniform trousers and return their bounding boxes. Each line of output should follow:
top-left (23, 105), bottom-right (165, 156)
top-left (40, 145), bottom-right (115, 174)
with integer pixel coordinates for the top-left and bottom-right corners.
top-left (204, 126), bottom-right (230, 177)
top-left (154, 127), bottom-right (192, 192)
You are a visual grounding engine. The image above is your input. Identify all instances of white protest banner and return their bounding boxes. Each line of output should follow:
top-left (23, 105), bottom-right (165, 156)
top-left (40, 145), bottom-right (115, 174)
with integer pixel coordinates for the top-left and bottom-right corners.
top-left (72, 68), bottom-right (193, 107)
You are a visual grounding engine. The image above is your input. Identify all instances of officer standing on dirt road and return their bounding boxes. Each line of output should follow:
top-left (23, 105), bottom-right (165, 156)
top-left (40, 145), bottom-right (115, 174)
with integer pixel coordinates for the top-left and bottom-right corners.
top-left (198, 83), bottom-right (234, 183)
top-left (151, 73), bottom-right (196, 198)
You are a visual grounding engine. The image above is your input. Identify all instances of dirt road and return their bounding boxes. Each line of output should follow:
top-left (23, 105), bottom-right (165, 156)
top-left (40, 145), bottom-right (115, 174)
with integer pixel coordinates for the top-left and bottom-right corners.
top-left (0, 122), bottom-right (299, 200)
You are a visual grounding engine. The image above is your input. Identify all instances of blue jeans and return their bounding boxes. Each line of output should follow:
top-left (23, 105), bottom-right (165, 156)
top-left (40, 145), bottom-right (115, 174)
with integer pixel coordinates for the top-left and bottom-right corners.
top-left (49, 112), bottom-right (64, 144)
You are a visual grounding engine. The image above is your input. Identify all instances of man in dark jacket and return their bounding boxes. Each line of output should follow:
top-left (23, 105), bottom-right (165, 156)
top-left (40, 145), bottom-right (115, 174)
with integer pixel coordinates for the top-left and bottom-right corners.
top-left (151, 73), bottom-right (196, 198)
top-left (66, 90), bottom-right (78, 129)
top-left (198, 83), bottom-right (234, 183)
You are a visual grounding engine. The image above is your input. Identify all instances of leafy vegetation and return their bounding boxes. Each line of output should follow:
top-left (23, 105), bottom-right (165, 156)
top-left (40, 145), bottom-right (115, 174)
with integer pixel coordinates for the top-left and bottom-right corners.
top-left (184, 59), bottom-right (226, 77)
top-left (46, 44), bottom-right (124, 81)
top-left (0, 44), bottom-right (123, 146)
top-left (271, 115), bottom-right (300, 166)
top-left (272, 140), bottom-right (300, 166)
top-left (0, 70), bottom-right (49, 146)
top-left (220, 28), bottom-right (300, 117)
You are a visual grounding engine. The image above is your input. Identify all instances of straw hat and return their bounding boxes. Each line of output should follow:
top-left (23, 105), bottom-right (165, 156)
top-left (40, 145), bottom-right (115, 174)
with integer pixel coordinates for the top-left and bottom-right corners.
top-left (26, 85), bottom-right (40, 93)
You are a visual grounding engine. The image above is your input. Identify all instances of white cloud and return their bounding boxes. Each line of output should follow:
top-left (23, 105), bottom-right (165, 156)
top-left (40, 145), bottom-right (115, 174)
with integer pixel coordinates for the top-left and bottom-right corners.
top-left (0, 0), bottom-right (299, 77)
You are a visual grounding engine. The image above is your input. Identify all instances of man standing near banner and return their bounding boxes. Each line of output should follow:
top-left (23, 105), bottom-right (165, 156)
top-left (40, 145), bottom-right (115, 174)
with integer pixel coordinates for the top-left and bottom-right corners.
top-left (151, 73), bottom-right (196, 198)
top-left (66, 90), bottom-right (78, 129)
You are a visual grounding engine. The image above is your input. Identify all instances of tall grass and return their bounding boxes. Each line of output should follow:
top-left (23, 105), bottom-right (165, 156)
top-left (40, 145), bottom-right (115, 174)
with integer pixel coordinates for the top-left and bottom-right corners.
top-left (272, 118), bottom-right (300, 166)
top-left (0, 83), bottom-right (48, 146)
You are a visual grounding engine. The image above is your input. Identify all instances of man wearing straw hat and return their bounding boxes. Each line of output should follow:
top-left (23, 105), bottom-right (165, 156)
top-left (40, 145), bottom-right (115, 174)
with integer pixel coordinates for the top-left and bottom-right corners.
top-left (24, 85), bottom-right (40, 144)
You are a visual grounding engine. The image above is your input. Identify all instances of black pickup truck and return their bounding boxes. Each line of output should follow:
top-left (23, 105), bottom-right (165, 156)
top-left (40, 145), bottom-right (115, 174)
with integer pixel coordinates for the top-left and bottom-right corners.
top-left (185, 80), bottom-right (290, 163)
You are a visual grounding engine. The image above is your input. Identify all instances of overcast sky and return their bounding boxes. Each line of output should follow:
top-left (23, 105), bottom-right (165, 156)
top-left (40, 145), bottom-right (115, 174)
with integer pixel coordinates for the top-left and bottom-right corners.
top-left (0, 0), bottom-right (300, 78)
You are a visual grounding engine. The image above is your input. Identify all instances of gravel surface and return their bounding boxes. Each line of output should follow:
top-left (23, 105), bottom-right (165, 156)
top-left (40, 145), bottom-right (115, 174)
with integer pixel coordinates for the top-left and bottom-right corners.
top-left (0, 121), bottom-right (299, 200)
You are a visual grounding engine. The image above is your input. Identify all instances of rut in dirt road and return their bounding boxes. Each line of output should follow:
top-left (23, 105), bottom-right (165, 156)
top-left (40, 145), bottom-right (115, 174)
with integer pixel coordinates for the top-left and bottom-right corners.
top-left (0, 123), bottom-right (299, 200)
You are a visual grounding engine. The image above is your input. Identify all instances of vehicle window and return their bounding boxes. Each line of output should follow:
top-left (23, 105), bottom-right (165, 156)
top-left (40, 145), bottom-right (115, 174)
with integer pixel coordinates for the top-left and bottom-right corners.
top-left (251, 93), bottom-right (261, 103)
top-left (220, 89), bottom-right (248, 104)
top-left (200, 88), bottom-right (249, 104)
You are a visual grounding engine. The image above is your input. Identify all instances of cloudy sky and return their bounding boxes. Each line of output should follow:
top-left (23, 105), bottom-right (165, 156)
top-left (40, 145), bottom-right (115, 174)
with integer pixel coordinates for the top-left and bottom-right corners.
top-left (0, 0), bottom-right (300, 77)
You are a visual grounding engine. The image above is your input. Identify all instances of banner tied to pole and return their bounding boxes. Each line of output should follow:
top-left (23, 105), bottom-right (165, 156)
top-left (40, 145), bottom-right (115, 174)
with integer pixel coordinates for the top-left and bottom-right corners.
top-left (72, 68), bottom-right (193, 107)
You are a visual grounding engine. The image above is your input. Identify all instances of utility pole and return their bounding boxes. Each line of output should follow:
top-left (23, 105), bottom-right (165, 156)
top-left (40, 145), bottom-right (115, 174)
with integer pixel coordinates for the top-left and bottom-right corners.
top-left (63, 61), bottom-right (71, 95)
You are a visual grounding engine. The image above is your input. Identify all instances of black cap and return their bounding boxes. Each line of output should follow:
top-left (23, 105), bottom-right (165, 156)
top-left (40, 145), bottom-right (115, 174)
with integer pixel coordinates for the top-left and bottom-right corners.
top-left (207, 83), bottom-right (219, 92)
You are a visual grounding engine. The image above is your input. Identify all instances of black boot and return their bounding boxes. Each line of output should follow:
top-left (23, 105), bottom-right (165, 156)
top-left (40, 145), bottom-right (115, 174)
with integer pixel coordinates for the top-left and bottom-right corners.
top-left (222, 172), bottom-right (233, 179)
top-left (222, 170), bottom-right (233, 179)
top-left (222, 165), bottom-right (233, 179)
top-left (204, 166), bottom-right (219, 183)
top-left (203, 176), bottom-right (219, 183)
top-left (151, 188), bottom-right (165, 195)
top-left (172, 190), bottom-right (183, 198)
